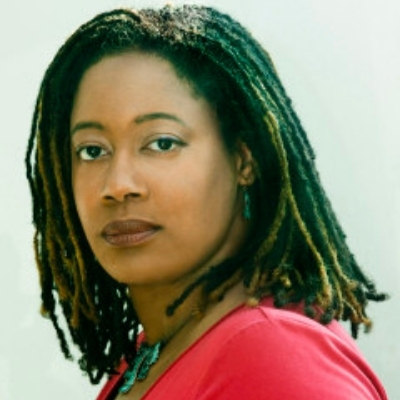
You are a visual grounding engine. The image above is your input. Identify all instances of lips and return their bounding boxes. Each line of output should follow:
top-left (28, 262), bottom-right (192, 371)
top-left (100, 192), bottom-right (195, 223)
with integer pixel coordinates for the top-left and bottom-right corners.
top-left (101, 219), bottom-right (160, 247)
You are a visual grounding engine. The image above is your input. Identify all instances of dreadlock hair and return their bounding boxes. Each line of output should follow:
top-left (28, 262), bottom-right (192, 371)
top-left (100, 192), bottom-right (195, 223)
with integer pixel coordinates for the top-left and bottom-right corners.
top-left (25, 4), bottom-right (387, 384)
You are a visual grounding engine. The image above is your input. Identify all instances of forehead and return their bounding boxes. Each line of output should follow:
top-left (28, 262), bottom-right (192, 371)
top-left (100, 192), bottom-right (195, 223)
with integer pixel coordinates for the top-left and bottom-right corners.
top-left (80, 52), bottom-right (175, 88)
top-left (72, 53), bottom-right (191, 114)
top-left (70, 51), bottom-right (222, 138)
top-left (79, 51), bottom-right (197, 93)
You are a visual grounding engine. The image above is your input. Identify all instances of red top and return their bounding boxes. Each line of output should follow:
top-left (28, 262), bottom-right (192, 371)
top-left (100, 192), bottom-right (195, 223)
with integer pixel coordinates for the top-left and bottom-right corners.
top-left (97, 297), bottom-right (387, 400)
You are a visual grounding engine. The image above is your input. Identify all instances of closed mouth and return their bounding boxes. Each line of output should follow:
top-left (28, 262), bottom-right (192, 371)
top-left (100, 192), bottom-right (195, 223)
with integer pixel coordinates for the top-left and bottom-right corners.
top-left (101, 219), bottom-right (161, 247)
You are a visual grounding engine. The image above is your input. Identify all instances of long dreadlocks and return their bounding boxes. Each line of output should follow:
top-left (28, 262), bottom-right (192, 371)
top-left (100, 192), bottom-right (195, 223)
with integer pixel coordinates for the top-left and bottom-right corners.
top-left (25, 5), bottom-right (387, 384)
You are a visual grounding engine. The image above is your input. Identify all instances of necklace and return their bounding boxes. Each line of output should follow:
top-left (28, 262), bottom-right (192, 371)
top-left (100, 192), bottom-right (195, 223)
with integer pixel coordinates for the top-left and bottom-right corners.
top-left (119, 341), bottom-right (162, 394)
top-left (118, 304), bottom-right (197, 394)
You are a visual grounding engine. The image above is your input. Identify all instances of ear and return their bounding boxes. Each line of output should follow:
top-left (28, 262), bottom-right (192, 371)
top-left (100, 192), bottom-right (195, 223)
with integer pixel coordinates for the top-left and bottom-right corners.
top-left (234, 141), bottom-right (256, 186)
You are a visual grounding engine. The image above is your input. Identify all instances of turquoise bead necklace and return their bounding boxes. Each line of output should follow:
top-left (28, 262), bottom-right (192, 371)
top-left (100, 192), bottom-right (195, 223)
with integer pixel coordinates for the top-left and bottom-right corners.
top-left (119, 341), bottom-right (162, 394)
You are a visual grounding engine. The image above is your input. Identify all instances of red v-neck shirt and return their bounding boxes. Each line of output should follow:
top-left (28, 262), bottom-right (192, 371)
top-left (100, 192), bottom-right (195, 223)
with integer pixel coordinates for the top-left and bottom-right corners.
top-left (97, 297), bottom-right (387, 400)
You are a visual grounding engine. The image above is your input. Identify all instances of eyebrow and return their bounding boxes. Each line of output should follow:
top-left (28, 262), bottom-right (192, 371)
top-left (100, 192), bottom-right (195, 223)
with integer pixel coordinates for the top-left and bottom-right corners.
top-left (70, 121), bottom-right (104, 136)
top-left (70, 112), bottom-right (186, 136)
top-left (134, 112), bottom-right (186, 126)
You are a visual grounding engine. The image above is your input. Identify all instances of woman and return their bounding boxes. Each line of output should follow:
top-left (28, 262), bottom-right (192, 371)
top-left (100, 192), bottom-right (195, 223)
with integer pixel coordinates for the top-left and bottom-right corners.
top-left (26, 4), bottom-right (388, 399)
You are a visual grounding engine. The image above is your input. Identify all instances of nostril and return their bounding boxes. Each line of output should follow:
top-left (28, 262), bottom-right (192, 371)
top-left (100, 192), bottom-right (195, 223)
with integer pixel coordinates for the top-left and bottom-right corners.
top-left (100, 160), bottom-right (148, 203)
top-left (102, 187), bottom-right (145, 204)
top-left (102, 192), bottom-right (137, 203)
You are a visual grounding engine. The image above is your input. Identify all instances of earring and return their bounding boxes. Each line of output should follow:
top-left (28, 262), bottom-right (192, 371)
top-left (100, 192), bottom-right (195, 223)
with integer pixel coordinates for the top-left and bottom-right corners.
top-left (243, 187), bottom-right (251, 220)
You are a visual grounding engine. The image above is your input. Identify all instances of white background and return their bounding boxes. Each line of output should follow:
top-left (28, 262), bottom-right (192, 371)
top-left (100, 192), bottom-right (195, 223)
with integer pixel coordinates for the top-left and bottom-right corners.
top-left (0, 0), bottom-right (399, 399)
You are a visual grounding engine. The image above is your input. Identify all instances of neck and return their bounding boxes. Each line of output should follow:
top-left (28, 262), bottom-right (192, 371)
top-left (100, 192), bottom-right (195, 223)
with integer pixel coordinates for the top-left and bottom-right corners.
top-left (120, 282), bottom-right (248, 397)
top-left (128, 280), bottom-right (202, 345)
top-left (128, 279), bottom-right (249, 350)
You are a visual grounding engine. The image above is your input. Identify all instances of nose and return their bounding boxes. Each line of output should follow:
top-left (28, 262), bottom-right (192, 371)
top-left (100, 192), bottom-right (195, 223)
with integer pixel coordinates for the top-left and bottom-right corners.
top-left (101, 152), bottom-right (148, 204)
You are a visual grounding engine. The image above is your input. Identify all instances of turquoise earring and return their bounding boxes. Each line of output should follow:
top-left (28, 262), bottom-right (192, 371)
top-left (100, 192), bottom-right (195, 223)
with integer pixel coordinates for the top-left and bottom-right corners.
top-left (243, 187), bottom-right (251, 220)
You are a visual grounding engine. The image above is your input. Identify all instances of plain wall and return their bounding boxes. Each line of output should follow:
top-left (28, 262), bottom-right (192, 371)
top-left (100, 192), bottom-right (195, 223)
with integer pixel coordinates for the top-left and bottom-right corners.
top-left (0, 0), bottom-right (398, 398)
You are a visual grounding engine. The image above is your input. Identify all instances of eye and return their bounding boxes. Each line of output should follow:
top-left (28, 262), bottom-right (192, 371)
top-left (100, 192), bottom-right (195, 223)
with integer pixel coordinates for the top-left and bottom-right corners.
top-left (146, 136), bottom-right (185, 152)
top-left (76, 145), bottom-right (108, 161)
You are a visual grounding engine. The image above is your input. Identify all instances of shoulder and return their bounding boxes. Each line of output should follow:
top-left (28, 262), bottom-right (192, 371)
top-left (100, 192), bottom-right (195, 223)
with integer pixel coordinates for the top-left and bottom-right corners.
top-left (203, 296), bottom-right (353, 357)
top-left (193, 297), bottom-right (386, 400)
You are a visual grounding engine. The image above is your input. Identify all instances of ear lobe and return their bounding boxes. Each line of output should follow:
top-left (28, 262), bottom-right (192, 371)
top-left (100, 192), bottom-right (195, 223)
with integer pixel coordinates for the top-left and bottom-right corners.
top-left (235, 141), bottom-right (256, 185)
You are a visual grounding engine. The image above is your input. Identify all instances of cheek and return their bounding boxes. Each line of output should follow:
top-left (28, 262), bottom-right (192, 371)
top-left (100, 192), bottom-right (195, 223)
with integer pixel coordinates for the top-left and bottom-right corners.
top-left (159, 155), bottom-right (237, 226)
top-left (71, 169), bottom-right (98, 233)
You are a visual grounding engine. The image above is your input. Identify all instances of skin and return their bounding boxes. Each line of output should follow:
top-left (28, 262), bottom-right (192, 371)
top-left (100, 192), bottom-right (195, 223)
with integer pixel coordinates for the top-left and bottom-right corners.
top-left (70, 52), bottom-right (255, 397)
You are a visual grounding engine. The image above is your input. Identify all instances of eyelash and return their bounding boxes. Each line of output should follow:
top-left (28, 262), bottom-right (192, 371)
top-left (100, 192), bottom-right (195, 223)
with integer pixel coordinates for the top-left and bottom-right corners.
top-left (74, 136), bottom-right (186, 161)
top-left (145, 136), bottom-right (186, 152)
top-left (76, 145), bottom-right (108, 161)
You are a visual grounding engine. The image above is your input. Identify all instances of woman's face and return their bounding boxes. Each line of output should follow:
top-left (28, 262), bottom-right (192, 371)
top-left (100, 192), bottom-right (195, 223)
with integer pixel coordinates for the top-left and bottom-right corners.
top-left (70, 52), bottom-right (251, 286)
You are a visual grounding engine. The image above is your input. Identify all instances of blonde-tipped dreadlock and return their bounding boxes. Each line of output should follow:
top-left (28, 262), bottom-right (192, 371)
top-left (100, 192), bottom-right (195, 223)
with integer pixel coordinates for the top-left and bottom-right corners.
top-left (26, 4), bottom-right (386, 383)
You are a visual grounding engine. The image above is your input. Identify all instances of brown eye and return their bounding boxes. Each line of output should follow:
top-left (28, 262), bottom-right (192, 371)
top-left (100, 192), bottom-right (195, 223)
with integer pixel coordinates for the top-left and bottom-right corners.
top-left (77, 145), bottom-right (107, 160)
top-left (157, 138), bottom-right (174, 151)
top-left (147, 136), bottom-right (185, 152)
